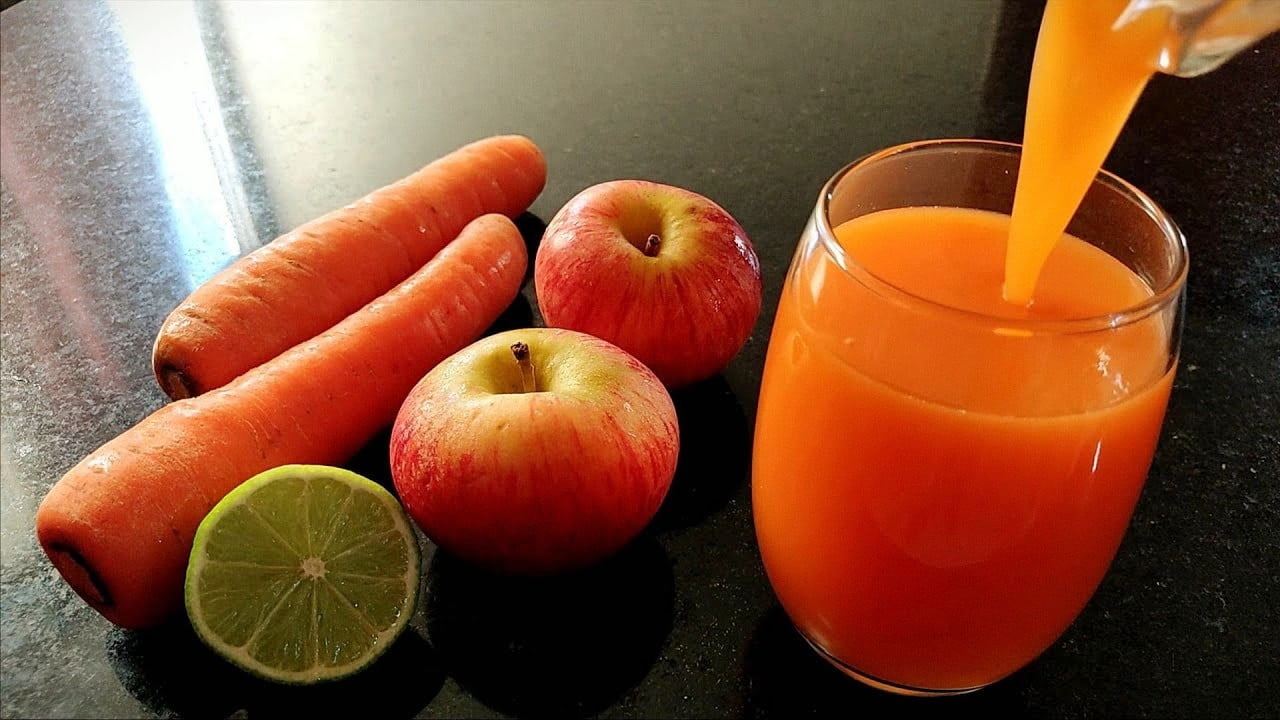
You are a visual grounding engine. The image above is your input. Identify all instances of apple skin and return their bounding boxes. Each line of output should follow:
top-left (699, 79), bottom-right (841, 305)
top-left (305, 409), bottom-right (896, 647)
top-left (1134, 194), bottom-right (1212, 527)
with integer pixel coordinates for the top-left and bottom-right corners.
top-left (534, 180), bottom-right (762, 388)
top-left (389, 328), bottom-right (679, 575)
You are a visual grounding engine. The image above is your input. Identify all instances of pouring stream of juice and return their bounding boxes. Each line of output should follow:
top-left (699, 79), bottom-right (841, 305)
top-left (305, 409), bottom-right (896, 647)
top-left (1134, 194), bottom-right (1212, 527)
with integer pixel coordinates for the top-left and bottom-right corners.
top-left (1003, 0), bottom-right (1280, 306)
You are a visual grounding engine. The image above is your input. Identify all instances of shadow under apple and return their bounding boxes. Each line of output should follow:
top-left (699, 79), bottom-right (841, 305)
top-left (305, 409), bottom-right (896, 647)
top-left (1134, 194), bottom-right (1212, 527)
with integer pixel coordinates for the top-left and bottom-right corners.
top-left (740, 606), bottom-right (1029, 717)
top-left (106, 617), bottom-right (444, 719)
top-left (483, 287), bottom-right (536, 336)
top-left (514, 211), bottom-right (548, 281)
top-left (652, 375), bottom-right (752, 531)
top-left (343, 425), bottom-right (397, 494)
top-left (424, 536), bottom-right (675, 718)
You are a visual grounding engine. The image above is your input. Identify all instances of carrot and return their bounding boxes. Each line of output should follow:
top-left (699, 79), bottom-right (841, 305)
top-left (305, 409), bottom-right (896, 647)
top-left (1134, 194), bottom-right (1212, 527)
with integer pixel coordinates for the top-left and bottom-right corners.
top-left (152, 135), bottom-right (545, 400)
top-left (36, 214), bottom-right (527, 629)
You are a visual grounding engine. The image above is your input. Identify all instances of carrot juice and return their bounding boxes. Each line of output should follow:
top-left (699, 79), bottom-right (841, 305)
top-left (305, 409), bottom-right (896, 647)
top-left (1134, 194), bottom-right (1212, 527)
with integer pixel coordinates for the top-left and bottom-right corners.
top-left (1005, 0), bottom-right (1168, 304)
top-left (753, 205), bottom-right (1179, 692)
top-left (752, 0), bottom-right (1191, 694)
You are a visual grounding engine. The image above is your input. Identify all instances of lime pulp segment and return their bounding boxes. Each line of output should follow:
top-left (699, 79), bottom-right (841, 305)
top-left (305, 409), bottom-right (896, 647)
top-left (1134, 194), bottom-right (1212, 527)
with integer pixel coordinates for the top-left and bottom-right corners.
top-left (185, 465), bottom-right (420, 684)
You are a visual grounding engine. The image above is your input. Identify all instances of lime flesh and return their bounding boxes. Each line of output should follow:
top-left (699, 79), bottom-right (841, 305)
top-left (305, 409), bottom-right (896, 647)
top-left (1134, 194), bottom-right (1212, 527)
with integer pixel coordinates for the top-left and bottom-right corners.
top-left (185, 465), bottom-right (420, 684)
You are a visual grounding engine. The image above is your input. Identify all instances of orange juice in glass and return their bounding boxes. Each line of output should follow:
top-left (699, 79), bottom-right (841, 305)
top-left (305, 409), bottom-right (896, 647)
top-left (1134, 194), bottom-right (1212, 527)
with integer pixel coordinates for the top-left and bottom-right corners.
top-left (752, 140), bottom-right (1187, 695)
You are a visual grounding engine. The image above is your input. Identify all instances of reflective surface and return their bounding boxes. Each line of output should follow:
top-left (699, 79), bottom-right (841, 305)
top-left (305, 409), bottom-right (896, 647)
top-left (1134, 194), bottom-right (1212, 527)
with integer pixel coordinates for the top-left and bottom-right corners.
top-left (1, 0), bottom-right (1276, 717)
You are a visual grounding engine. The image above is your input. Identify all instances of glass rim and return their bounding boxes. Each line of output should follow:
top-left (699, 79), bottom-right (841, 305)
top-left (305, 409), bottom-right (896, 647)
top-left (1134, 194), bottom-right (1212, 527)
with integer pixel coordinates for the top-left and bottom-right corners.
top-left (815, 138), bottom-right (1190, 335)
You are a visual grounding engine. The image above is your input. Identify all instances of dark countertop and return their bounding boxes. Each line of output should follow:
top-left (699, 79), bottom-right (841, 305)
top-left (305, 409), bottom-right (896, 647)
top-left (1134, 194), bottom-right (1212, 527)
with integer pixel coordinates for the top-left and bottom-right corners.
top-left (1, 1), bottom-right (1276, 717)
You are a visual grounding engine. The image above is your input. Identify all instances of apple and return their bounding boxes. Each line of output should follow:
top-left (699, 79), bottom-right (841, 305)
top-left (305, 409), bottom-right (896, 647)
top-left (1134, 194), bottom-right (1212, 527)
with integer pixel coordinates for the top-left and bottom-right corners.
top-left (534, 180), bottom-right (762, 388)
top-left (390, 328), bottom-right (679, 574)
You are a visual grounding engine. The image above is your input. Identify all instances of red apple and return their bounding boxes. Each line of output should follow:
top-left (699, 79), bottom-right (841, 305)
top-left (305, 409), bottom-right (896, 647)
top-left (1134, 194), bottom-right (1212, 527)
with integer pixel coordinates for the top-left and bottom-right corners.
top-left (534, 180), bottom-right (762, 388)
top-left (390, 328), bottom-right (679, 574)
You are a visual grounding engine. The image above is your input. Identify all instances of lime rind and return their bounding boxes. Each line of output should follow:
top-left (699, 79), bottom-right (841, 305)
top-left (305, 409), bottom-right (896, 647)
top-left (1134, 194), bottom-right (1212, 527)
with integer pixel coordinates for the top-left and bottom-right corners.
top-left (185, 465), bottom-right (420, 685)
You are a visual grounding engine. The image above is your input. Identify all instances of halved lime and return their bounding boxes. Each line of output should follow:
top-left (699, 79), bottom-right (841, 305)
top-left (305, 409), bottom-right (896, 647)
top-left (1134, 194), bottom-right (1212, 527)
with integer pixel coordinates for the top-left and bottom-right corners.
top-left (185, 465), bottom-right (420, 684)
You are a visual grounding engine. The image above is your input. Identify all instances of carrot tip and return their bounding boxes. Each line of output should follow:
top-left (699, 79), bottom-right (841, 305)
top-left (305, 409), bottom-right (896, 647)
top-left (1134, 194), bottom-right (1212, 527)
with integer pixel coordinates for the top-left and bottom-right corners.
top-left (45, 543), bottom-right (112, 609)
top-left (158, 367), bottom-right (196, 400)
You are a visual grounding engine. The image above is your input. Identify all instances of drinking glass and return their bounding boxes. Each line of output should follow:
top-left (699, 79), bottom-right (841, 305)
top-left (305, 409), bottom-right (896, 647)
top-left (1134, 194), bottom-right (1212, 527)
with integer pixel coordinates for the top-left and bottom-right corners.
top-left (752, 139), bottom-right (1187, 695)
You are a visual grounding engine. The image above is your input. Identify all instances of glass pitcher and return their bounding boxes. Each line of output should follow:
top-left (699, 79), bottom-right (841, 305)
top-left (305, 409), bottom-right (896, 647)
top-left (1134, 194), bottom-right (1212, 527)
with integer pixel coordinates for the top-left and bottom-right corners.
top-left (1118, 0), bottom-right (1280, 76)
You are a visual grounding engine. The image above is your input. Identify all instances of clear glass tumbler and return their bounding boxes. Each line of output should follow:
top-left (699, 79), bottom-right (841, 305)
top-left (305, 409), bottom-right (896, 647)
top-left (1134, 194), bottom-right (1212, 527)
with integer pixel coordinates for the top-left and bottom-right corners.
top-left (752, 139), bottom-right (1187, 695)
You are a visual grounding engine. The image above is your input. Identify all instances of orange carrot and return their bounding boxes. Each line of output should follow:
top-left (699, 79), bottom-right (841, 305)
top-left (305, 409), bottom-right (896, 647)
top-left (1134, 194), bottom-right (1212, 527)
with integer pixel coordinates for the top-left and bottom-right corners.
top-left (37, 214), bottom-right (526, 629)
top-left (153, 135), bottom-right (544, 400)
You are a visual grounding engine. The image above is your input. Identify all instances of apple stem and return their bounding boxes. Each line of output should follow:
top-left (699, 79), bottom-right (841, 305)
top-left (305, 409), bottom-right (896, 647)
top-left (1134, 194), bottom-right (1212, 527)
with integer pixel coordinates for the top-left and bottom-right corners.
top-left (511, 342), bottom-right (537, 393)
top-left (643, 233), bottom-right (661, 257)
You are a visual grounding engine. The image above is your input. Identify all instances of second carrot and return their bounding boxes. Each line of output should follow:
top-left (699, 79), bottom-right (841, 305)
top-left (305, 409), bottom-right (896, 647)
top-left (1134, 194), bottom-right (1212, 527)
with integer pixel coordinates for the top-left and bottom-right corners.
top-left (152, 134), bottom-right (545, 400)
